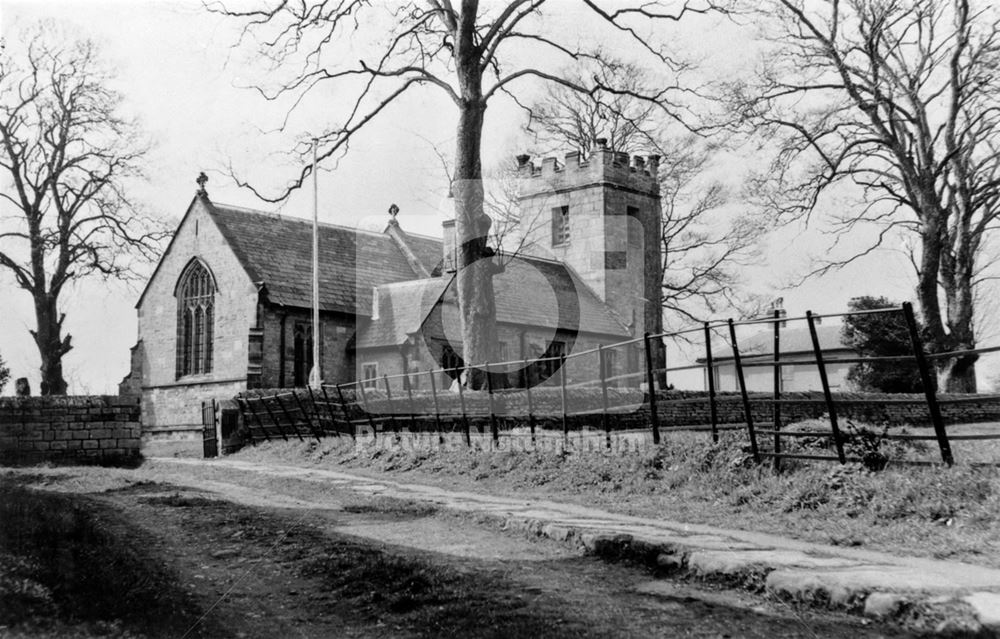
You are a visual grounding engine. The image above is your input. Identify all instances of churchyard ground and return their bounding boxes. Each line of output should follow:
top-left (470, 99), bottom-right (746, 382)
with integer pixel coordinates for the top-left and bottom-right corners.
top-left (0, 462), bottom-right (906, 639)
top-left (223, 422), bottom-right (1000, 569)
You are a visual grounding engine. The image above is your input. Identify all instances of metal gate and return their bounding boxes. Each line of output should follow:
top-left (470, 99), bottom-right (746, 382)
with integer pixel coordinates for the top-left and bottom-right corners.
top-left (202, 399), bottom-right (218, 458)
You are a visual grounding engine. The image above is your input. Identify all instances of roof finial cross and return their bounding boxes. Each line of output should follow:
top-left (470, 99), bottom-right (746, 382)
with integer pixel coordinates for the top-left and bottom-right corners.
top-left (196, 172), bottom-right (208, 196)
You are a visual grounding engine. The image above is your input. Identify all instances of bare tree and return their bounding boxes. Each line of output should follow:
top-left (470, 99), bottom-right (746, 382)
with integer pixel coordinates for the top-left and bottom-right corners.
top-left (657, 140), bottom-right (763, 325)
top-left (0, 25), bottom-right (165, 395)
top-left (526, 61), bottom-right (660, 155)
top-left (731, 0), bottom-right (1000, 392)
top-left (210, 0), bottom-right (726, 387)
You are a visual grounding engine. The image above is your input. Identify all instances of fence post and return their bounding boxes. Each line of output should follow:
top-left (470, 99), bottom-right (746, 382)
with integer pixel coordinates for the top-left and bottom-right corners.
top-left (902, 302), bottom-right (954, 465)
top-left (559, 353), bottom-right (569, 445)
top-left (334, 384), bottom-right (356, 441)
top-left (456, 367), bottom-right (471, 447)
top-left (274, 394), bottom-right (305, 442)
top-left (318, 386), bottom-right (340, 437)
top-left (305, 386), bottom-right (323, 434)
top-left (234, 397), bottom-right (256, 446)
top-left (262, 396), bottom-right (292, 441)
top-left (772, 310), bottom-right (782, 472)
top-left (293, 390), bottom-right (322, 441)
top-left (523, 358), bottom-right (536, 445)
top-left (644, 332), bottom-right (661, 445)
top-left (485, 362), bottom-right (499, 447)
top-left (428, 370), bottom-right (443, 446)
top-left (806, 311), bottom-right (846, 464)
top-left (356, 381), bottom-right (378, 443)
top-left (306, 386), bottom-right (325, 434)
top-left (382, 375), bottom-right (400, 441)
top-left (404, 372), bottom-right (419, 434)
top-left (599, 345), bottom-right (611, 450)
top-left (244, 396), bottom-right (271, 442)
top-left (703, 322), bottom-right (719, 443)
top-left (728, 319), bottom-right (760, 463)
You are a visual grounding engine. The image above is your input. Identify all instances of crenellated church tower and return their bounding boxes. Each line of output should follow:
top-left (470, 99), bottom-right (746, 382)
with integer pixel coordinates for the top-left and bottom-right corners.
top-left (515, 140), bottom-right (663, 339)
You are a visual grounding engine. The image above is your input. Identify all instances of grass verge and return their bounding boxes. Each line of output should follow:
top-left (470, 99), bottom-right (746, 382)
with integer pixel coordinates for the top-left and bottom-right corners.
top-left (0, 478), bottom-right (207, 638)
top-left (230, 425), bottom-right (1000, 567)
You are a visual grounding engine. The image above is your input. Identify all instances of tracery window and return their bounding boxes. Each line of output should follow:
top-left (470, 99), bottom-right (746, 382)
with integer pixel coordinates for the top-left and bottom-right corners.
top-left (176, 259), bottom-right (215, 378)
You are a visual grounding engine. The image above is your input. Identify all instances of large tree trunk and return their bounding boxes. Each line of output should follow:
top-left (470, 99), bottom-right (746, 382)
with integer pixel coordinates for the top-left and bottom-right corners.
top-left (454, 100), bottom-right (500, 389)
top-left (452, 0), bottom-right (499, 390)
top-left (916, 214), bottom-right (977, 393)
top-left (936, 355), bottom-right (977, 393)
top-left (31, 293), bottom-right (71, 395)
top-left (939, 271), bottom-right (978, 393)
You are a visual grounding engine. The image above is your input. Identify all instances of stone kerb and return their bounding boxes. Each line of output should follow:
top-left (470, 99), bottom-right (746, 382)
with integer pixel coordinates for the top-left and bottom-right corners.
top-left (0, 395), bottom-right (142, 467)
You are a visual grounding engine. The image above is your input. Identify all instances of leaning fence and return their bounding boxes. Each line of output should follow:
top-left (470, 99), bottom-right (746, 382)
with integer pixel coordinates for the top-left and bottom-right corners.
top-left (231, 302), bottom-right (1000, 467)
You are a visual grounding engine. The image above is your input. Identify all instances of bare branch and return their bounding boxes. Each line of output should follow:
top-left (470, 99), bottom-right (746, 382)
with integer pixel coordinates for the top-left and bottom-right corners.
top-left (0, 22), bottom-right (166, 394)
top-left (732, 0), bottom-right (1000, 390)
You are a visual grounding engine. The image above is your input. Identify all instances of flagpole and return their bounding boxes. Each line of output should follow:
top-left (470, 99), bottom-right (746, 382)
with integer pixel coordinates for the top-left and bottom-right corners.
top-left (310, 138), bottom-right (322, 389)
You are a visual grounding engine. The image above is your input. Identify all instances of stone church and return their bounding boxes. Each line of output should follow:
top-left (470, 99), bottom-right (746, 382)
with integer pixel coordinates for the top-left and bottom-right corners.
top-left (126, 145), bottom-right (662, 439)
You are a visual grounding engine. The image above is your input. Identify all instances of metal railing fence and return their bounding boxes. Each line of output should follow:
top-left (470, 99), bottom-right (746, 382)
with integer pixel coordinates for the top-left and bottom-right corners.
top-left (232, 302), bottom-right (1000, 467)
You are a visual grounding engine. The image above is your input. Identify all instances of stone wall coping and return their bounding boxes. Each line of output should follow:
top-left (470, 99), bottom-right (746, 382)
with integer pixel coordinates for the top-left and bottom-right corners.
top-left (0, 395), bottom-right (141, 409)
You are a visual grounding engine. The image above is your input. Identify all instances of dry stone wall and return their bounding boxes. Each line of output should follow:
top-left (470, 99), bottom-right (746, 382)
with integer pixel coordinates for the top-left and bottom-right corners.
top-left (0, 396), bottom-right (142, 466)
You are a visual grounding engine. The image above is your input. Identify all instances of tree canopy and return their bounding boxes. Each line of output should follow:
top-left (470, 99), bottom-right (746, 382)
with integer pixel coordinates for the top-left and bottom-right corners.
top-left (213, 0), bottom-right (728, 386)
top-left (0, 23), bottom-right (165, 394)
top-left (841, 296), bottom-right (923, 393)
top-left (731, 0), bottom-right (1000, 392)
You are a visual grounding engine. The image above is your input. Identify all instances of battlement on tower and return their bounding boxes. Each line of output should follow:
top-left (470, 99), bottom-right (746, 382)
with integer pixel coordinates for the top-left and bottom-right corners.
top-left (516, 141), bottom-right (660, 199)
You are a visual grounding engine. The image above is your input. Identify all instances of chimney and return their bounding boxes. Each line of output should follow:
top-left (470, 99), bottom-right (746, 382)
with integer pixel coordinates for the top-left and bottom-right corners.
top-left (768, 297), bottom-right (788, 328)
top-left (371, 286), bottom-right (380, 320)
top-left (442, 219), bottom-right (457, 273)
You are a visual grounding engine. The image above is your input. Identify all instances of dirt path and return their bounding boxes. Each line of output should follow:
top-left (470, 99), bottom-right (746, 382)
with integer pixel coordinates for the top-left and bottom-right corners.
top-left (3, 465), bottom-right (905, 638)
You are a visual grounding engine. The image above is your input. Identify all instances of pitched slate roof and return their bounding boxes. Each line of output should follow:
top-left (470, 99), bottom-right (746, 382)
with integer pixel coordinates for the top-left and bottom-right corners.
top-left (494, 257), bottom-right (630, 335)
top-left (356, 256), bottom-right (631, 349)
top-left (705, 324), bottom-right (852, 362)
top-left (144, 195), bottom-right (631, 341)
top-left (398, 231), bottom-right (443, 275)
top-left (207, 201), bottom-right (440, 315)
top-left (356, 278), bottom-right (451, 349)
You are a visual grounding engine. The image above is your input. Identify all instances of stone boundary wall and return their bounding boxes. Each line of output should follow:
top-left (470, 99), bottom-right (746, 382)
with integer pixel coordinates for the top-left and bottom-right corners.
top-left (653, 390), bottom-right (1000, 427)
top-left (0, 396), bottom-right (142, 467)
top-left (241, 387), bottom-right (1000, 426)
top-left (234, 387), bottom-right (1000, 449)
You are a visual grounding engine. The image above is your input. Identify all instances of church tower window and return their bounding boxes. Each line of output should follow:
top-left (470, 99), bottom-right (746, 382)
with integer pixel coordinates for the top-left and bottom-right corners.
top-left (551, 205), bottom-right (570, 246)
top-left (176, 259), bottom-right (215, 378)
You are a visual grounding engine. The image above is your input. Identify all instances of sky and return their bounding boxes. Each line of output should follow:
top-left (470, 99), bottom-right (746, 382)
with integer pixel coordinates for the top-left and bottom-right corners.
top-left (1, 0), bottom-right (996, 394)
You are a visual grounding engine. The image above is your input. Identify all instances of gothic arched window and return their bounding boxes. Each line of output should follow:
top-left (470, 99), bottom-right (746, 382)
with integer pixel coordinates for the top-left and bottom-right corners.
top-left (176, 259), bottom-right (215, 378)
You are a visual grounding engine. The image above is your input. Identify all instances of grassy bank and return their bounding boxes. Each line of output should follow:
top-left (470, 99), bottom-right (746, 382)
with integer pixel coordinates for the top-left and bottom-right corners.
top-left (230, 426), bottom-right (1000, 567)
top-left (0, 479), bottom-right (208, 638)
